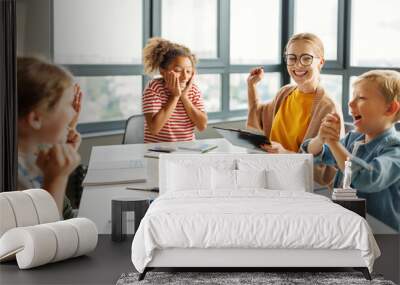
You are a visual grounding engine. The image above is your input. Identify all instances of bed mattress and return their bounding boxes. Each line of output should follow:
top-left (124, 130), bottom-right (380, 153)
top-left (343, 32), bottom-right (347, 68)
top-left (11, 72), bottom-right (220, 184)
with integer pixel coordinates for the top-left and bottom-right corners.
top-left (131, 190), bottom-right (380, 273)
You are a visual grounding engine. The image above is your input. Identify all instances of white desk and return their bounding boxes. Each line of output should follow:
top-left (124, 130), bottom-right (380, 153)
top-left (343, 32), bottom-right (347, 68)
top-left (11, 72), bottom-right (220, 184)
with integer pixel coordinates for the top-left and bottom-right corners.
top-left (78, 138), bottom-right (249, 234)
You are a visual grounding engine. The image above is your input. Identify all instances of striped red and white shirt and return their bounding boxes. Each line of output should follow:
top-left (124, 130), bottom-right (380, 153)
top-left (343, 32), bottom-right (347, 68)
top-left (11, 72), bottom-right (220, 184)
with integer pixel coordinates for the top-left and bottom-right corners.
top-left (142, 78), bottom-right (205, 143)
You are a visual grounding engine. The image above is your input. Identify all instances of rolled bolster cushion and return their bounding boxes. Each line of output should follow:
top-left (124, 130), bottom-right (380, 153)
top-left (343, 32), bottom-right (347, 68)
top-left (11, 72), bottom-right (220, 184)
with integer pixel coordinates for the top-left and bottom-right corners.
top-left (0, 191), bottom-right (39, 228)
top-left (0, 196), bottom-right (17, 237)
top-left (65, 218), bottom-right (98, 257)
top-left (0, 226), bottom-right (57, 268)
top-left (23, 189), bottom-right (60, 224)
top-left (0, 218), bottom-right (98, 269)
top-left (0, 189), bottom-right (59, 238)
top-left (42, 222), bottom-right (79, 263)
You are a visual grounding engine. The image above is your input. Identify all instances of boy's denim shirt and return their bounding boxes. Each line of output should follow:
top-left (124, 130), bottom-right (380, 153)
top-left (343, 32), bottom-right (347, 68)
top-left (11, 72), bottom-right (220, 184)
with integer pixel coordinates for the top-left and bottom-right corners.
top-left (301, 126), bottom-right (400, 232)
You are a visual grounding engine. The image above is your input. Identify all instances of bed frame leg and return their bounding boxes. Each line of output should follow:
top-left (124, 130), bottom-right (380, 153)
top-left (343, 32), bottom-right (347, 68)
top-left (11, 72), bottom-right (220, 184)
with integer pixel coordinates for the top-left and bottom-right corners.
top-left (354, 267), bottom-right (371, 280)
top-left (138, 268), bottom-right (148, 281)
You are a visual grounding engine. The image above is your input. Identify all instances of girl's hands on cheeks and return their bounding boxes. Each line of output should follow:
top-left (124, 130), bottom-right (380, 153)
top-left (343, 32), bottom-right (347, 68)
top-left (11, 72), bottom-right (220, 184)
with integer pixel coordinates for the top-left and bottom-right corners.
top-left (180, 71), bottom-right (195, 101)
top-left (182, 72), bottom-right (194, 95)
top-left (36, 144), bottom-right (81, 181)
top-left (247, 67), bottom-right (264, 86)
top-left (164, 71), bottom-right (181, 98)
top-left (66, 128), bottom-right (82, 150)
top-left (70, 84), bottom-right (83, 129)
top-left (67, 84), bottom-right (83, 149)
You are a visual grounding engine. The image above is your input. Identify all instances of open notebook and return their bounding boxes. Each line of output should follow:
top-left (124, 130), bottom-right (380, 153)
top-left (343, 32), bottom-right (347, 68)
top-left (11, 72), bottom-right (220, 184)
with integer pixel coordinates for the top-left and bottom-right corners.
top-left (144, 143), bottom-right (218, 159)
top-left (82, 159), bottom-right (147, 186)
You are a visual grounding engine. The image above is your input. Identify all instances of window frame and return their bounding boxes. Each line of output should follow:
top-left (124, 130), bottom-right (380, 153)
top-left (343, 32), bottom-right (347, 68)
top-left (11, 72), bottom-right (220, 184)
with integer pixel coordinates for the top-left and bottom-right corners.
top-left (50, 0), bottom-right (151, 134)
top-left (50, 0), bottom-right (400, 134)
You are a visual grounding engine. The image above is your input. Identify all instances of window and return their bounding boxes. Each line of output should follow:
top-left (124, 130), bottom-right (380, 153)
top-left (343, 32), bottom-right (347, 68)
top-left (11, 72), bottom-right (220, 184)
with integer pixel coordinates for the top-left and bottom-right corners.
top-left (348, 76), bottom-right (357, 108)
top-left (196, 74), bottom-right (221, 112)
top-left (230, 0), bottom-right (280, 64)
top-left (48, 0), bottom-right (400, 133)
top-left (351, 0), bottom-right (400, 67)
top-left (54, 0), bottom-right (142, 64)
top-left (77, 76), bottom-right (142, 123)
top-left (320, 74), bottom-right (342, 105)
top-left (294, 0), bottom-right (338, 61)
top-left (342, 76), bottom-right (362, 116)
top-left (53, 0), bottom-right (143, 130)
top-left (161, 0), bottom-right (217, 58)
top-left (230, 73), bottom-right (280, 110)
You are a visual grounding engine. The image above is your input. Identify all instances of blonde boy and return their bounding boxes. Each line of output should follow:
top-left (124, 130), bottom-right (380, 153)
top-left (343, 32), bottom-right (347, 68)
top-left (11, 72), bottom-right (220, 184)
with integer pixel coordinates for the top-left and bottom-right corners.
top-left (303, 70), bottom-right (400, 231)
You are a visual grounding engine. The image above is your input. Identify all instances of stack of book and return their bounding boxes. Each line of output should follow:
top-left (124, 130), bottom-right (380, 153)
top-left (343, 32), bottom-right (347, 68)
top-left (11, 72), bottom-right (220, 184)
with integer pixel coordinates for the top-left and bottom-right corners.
top-left (332, 188), bottom-right (358, 200)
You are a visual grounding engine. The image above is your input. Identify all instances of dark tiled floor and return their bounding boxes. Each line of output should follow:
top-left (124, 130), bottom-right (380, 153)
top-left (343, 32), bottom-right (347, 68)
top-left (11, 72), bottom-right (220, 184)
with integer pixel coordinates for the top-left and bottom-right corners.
top-left (0, 235), bottom-right (398, 285)
top-left (0, 235), bottom-right (134, 285)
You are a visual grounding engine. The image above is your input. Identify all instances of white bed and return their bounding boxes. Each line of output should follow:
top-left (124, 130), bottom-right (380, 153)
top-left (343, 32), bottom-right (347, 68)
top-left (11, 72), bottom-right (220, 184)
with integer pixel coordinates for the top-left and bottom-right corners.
top-left (131, 154), bottom-right (380, 280)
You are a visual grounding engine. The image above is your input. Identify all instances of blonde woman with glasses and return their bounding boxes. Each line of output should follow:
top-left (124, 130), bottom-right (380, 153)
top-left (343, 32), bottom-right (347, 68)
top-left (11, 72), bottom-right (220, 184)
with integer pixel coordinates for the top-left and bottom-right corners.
top-left (247, 32), bottom-right (344, 186)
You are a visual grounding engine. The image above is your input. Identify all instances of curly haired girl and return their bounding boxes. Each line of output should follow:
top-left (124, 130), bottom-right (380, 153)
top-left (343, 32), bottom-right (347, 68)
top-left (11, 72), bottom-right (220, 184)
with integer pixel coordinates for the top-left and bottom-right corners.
top-left (142, 37), bottom-right (207, 143)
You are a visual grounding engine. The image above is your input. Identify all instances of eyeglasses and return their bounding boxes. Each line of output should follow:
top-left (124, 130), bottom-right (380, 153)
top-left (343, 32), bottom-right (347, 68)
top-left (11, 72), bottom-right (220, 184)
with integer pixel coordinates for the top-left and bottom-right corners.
top-left (284, 53), bottom-right (319, 66)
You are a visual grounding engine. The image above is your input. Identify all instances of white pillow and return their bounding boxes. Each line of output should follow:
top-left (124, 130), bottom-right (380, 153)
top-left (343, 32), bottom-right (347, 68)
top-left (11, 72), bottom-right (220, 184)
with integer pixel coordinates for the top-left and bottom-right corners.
top-left (237, 158), bottom-right (309, 191)
top-left (211, 168), bottom-right (267, 191)
top-left (266, 162), bottom-right (307, 191)
top-left (237, 169), bottom-right (267, 189)
top-left (212, 168), bottom-right (237, 191)
top-left (168, 162), bottom-right (212, 191)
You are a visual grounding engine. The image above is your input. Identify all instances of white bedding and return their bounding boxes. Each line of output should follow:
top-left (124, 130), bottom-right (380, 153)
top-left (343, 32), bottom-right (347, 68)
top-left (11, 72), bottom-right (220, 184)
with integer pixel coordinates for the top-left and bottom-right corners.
top-left (131, 190), bottom-right (380, 273)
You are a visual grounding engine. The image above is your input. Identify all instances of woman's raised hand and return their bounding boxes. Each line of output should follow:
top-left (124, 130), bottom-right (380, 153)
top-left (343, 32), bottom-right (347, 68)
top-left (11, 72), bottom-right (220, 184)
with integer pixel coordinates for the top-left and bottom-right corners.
top-left (247, 67), bottom-right (264, 86)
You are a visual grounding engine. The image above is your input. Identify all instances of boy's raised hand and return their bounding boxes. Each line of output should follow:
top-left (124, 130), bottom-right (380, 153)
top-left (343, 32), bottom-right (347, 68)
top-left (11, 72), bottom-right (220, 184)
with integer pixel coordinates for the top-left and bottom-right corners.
top-left (319, 112), bottom-right (341, 144)
top-left (247, 67), bottom-right (264, 86)
top-left (165, 71), bottom-right (182, 98)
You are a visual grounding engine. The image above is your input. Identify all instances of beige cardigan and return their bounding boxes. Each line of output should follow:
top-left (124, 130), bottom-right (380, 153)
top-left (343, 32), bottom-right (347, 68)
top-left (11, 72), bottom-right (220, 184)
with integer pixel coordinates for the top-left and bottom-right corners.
top-left (247, 84), bottom-right (345, 186)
